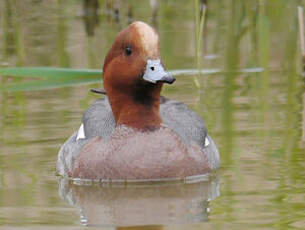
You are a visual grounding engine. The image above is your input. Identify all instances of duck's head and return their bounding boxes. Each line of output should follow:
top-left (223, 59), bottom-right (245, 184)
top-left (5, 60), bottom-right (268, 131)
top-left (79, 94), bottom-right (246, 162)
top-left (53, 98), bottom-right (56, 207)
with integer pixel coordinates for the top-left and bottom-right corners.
top-left (102, 21), bottom-right (175, 129)
top-left (103, 21), bottom-right (174, 90)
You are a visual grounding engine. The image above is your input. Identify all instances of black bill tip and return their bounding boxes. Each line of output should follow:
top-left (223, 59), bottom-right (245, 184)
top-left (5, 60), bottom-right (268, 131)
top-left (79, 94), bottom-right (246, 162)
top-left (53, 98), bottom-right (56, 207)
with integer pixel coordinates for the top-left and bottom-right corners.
top-left (157, 74), bottom-right (176, 84)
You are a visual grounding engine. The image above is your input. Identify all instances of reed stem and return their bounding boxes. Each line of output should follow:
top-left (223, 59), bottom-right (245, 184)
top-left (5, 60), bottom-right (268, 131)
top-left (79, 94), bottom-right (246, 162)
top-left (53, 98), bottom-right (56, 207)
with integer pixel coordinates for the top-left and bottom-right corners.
top-left (194, 0), bottom-right (206, 89)
top-left (298, 6), bottom-right (305, 66)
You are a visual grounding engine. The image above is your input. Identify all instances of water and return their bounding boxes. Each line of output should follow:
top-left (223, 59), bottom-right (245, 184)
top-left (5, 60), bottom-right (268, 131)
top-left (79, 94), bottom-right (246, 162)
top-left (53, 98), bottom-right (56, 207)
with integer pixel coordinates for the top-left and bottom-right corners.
top-left (1, 0), bottom-right (305, 229)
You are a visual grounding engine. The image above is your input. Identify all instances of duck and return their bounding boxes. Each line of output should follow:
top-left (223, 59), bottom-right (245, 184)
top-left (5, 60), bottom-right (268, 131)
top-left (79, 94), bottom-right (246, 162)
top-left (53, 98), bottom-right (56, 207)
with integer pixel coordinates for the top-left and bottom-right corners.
top-left (57, 21), bottom-right (220, 180)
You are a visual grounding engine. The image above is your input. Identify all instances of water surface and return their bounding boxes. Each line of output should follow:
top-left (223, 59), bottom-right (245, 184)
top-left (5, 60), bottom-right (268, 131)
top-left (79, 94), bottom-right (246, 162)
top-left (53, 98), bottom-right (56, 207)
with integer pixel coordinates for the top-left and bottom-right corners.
top-left (1, 0), bottom-right (305, 229)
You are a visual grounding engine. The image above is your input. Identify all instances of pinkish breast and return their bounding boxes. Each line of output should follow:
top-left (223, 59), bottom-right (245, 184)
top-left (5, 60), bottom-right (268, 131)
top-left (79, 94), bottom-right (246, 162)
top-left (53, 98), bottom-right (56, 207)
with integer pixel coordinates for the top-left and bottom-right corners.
top-left (71, 126), bottom-right (211, 180)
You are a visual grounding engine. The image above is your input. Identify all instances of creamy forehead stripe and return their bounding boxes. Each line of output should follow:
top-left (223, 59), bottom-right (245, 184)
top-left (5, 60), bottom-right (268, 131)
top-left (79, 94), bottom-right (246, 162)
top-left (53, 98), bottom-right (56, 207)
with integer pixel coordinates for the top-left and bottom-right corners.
top-left (133, 22), bottom-right (159, 57)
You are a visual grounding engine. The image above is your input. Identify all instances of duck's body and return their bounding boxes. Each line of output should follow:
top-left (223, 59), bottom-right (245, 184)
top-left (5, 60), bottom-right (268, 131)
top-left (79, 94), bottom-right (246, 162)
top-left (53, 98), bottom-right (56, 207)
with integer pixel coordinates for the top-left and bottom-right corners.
top-left (58, 97), bottom-right (219, 179)
top-left (57, 21), bottom-right (220, 180)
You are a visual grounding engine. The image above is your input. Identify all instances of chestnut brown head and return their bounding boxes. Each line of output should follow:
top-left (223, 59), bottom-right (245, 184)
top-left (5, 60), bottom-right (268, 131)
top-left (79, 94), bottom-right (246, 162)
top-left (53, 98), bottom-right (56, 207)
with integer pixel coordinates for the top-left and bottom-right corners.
top-left (103, 21), bottom-right (175, 94)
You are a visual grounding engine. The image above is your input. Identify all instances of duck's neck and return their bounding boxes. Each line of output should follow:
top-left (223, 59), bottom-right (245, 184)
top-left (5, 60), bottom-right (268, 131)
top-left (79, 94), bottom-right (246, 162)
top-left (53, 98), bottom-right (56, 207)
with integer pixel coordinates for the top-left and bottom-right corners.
top-left (106, 83), bottom-right (163, 130)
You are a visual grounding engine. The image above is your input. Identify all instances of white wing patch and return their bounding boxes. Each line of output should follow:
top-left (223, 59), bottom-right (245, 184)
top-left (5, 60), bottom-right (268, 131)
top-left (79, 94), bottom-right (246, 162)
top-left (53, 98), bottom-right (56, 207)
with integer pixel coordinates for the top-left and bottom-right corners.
top-left (204, 137), bottom-right (210, 147)
top-left (76, 123), bottom-right (86, 140)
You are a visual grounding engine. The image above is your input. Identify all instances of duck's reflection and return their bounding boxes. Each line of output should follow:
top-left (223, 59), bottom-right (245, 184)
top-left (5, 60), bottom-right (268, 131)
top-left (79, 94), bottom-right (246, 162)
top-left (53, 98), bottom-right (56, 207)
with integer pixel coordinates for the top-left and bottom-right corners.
top-left (59, 176), bottom-right (220, 227)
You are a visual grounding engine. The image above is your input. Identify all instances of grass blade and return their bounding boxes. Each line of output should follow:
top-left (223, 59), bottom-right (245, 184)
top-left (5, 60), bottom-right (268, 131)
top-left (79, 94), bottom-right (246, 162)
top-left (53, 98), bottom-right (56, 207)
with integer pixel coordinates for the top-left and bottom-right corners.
top-left (0, 67), bottom-right (102, 79)
top-left (0, 78), bottom-right (101, 92)
top-left (0, 67), bottom-right (264, 92)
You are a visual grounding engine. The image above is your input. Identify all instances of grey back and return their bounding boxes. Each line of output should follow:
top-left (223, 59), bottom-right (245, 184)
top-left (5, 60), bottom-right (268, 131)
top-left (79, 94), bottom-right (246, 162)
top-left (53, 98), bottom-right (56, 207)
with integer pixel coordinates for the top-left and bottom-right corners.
top-left (82, 97), bottom-right (207, 147)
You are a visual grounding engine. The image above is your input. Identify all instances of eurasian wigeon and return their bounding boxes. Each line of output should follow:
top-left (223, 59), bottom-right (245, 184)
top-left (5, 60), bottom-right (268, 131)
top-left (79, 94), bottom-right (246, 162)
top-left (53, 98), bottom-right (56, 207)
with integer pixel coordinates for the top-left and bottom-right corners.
top-left (57, 21), bottom-right (220, 180)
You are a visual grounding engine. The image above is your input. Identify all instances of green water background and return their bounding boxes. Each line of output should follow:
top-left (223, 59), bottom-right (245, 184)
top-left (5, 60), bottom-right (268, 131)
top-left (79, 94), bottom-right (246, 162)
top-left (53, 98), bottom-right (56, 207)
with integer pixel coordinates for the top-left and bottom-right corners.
top-left (0, 0), bottom-right (305, 229)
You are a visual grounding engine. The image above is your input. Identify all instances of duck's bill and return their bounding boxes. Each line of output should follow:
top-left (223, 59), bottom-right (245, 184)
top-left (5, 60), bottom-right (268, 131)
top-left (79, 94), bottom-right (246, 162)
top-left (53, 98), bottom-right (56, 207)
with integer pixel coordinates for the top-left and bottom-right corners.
top-left (143, 59), bottom-right (175, 84)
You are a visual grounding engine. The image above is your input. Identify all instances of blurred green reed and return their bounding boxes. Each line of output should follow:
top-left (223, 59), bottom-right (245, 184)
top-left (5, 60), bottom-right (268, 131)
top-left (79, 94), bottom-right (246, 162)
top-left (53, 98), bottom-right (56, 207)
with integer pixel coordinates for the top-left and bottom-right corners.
top-left (194, 0), bottom-right (206, 89)
top-left (0, 67), bottom-right (102, 91)
top-left (56, 0), bottom-right (70, 67)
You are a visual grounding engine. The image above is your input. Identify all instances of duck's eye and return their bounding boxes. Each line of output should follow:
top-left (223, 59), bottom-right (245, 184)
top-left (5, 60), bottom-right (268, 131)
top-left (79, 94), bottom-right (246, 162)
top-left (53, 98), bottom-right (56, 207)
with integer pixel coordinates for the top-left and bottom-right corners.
top-left (125, 46), bottom-right (132, 56)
